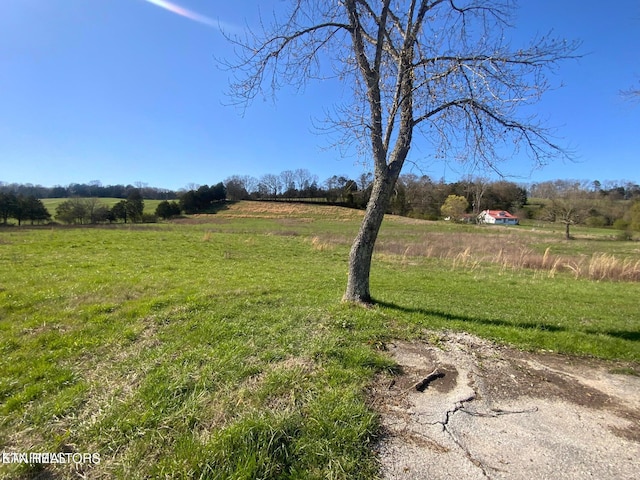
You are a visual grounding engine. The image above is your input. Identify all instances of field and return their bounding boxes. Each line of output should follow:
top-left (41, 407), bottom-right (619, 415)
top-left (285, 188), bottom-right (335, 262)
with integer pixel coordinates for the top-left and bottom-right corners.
top-left (40, 198), bottom-right (163, 217)
top-left (1, 201), bottom-right (639, 479)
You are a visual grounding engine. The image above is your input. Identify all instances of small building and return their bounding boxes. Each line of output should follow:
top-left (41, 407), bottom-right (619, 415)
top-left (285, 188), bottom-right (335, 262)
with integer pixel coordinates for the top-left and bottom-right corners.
top-left (478, 210), bottom-right (519, 225)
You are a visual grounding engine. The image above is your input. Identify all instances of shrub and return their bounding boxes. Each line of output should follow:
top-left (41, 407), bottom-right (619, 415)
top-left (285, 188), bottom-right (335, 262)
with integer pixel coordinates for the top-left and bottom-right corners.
top-left (613, 219), bottom-right (630, 230)
top-left (156, 200), bottom-right (181, 219)
top-left (585, 215), bottom-right (607, 228)
top-left (629, 201), bottom-right (640, 231)
top-left (616, 230), bottom-right (633, 241)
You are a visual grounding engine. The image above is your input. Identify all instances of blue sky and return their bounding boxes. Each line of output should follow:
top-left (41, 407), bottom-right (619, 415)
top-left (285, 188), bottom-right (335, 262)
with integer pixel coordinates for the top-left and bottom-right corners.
top-left (1, 0), bottom-right (638, 191)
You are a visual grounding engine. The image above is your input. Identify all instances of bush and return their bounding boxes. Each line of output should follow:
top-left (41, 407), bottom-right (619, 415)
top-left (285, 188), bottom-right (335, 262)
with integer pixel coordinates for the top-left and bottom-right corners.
top-left (585, 215), bottom-right (607, 228)
top-left (613, 219), bottom-right (629, 230)
top-left (156, 200), bottom-right (182, 219)
top-left (629, 201), bottom-right (640, 231)
top-left (616, 230), bottom-right (633, 241)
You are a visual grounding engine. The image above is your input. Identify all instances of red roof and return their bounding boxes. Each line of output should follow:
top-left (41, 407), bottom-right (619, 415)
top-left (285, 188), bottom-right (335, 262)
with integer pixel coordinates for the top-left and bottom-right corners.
top-left (485, 210), bottom-right (518, 219)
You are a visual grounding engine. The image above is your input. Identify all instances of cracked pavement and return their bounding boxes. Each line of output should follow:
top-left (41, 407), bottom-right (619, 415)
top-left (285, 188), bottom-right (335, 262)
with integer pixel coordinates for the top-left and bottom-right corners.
top-left (370, 333), bottom-right (640, 479)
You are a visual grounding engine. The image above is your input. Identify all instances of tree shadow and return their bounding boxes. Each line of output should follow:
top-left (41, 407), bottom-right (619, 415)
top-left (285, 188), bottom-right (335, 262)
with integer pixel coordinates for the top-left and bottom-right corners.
top-left (205, 201), bottom-right (235, 214)
top-left (375, 300), bottom-right (640, 342)
top-left (586, 330), bottom-right (640, 342)
top-left (374, 299), bottom-right (567, 333)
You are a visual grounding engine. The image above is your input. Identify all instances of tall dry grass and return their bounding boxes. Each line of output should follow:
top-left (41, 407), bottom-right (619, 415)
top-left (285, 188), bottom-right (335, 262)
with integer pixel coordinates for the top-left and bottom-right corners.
top-left (566, 253), bottom-right (640, 281)
top-left (371, 232), bottom-right (640, 281)
top-left (308, 236), bottom-right (334, 251)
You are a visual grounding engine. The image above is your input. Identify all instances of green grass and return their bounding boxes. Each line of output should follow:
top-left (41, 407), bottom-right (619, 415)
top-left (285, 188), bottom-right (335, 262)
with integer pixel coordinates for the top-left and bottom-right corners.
top-left (40, 197), bottom-right (162, 216)
top-left (1, 201), bottom-right (638, 479)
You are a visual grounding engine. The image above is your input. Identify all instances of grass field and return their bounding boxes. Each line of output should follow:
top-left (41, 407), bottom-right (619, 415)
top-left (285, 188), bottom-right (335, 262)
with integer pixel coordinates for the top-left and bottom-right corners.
top-left (40, 198), bottom-right (163, 217)
top-left (1, 201), bottom-right (638, 479)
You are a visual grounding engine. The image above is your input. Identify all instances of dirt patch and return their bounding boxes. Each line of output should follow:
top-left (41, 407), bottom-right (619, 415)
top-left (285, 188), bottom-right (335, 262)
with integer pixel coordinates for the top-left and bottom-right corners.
top-left (371, 332), bottom-right (640, 479)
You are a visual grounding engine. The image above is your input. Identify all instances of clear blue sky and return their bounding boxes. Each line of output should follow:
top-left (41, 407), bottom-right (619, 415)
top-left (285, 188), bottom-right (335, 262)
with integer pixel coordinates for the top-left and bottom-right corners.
top-left (1, 0), bottom-right (638, 191)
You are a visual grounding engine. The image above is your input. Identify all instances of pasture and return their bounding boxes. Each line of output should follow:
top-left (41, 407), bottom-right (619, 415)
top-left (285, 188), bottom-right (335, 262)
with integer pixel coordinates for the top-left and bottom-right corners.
top-left (1, 201), bottom-right (638, 479)
top-left (40, 198), bottom-right (163, 217)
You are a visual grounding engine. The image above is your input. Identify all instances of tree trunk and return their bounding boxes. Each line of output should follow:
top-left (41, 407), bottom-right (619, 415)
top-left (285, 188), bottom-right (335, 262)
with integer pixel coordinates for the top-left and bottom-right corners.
top-left (565, 221), bottom-right (571, 240)
top-left (343, 164), bottom-right (402, 304)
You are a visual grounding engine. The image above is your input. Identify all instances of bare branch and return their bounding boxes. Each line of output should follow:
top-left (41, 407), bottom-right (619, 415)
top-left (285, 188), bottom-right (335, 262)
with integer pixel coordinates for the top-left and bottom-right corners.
top-left (621, 80), bottom-right (640, 101)
top-left (221, 2), bottom-right (352, 107)
top-left (222, 0), bottom-right (581, 302)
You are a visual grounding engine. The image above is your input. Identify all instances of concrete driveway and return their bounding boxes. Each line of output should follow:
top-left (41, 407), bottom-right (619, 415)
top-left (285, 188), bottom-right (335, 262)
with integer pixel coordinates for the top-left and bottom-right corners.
top-left (371, 333), bottom-right (640, 479)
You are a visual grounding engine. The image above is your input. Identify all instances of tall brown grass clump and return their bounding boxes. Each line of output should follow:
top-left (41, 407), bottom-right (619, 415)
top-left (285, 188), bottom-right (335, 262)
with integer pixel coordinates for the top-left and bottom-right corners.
top-left (310, 236), bottom-right (332, 251)
top-left (586, 253), bottom-right (640, 281)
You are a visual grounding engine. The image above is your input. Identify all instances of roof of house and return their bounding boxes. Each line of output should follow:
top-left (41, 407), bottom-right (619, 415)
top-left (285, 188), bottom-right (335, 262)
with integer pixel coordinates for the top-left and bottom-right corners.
top-left (483, 210), bottom-right (518, 219)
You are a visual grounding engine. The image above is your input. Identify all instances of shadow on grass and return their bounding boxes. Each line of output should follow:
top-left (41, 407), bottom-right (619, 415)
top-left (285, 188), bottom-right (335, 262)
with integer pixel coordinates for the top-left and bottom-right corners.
top-left (587, 330), bottom-right (640, 342)
top-left (203, 201), bottom-right (236, 214)
top-left (376, 300), bottom-right (640, 343)
top-left (375, 299), bottom-right (566, 333)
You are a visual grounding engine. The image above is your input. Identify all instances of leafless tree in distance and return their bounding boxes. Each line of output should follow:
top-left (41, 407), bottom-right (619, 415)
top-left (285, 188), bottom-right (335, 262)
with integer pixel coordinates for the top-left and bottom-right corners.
top-left (225, 0), bottom-right (580, 304)
top-left (543, 185), bottom-right (591, 240)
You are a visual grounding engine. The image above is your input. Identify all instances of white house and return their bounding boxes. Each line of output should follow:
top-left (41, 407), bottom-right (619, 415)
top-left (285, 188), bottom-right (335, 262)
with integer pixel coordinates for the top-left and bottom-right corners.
top-left (478, 210), bottom-right (519, 225)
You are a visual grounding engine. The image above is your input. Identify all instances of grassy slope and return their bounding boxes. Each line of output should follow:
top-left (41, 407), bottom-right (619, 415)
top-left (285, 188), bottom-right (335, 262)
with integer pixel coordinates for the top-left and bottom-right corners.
top-left (1, 201), bottom-right (638, 479)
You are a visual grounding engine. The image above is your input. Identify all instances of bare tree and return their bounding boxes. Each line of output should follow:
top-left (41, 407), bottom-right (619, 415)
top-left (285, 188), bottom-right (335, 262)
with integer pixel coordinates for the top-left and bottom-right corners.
top-left (537, 181), bottom-right (589, 240)
top-left (227, 0), bottom-right (579, 304)
top-left (241, 175), bottom-right (260, 196)
top-left (259, 173), bottom-right (283, 199)
top-left (294, 168), bottom-right (317, 191)
top-left (280, 170), bottom-right (297, 194)
top-left (464, 176), bottom-right (489, 215)
top-left (357, 172), bottom-right (374, 192)
top-left (544, 192), bottom-right (590, 240)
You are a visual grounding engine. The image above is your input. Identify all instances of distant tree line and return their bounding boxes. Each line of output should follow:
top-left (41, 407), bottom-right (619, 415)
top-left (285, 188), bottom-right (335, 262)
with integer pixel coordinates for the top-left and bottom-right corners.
top-left (224, 170), bottom-right (366, 208)
top-left (223, 172), bottom-right (640, 235)
top-left (525, 179), bottom-right (640, 239)
top-left (1, 175), bottom-right (639, 233)
top-left (0, 181), bottom-right (177, 200)
top-left (223, 171), bottom-right (528, 218)
top-left (54, 190), bottom-right (145, 224)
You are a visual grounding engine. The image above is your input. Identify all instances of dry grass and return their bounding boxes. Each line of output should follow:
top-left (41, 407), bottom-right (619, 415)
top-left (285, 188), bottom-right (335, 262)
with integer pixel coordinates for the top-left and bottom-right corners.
top-left (219, 201), bottom-right (364, 220)
top-left (367, 231), bottom-right (640, 281)
top-left (569, 254), bottom-right (640, 281)
top-left (309, 236), bottom-right (334, 251)
top-left (226, 203), bottom-right (640, 281)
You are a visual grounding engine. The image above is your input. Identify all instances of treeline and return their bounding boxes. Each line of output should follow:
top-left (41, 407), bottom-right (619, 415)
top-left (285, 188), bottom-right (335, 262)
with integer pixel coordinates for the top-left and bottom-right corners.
top-left (224, 173), bottom-right (640, 232)
top-left (54, 191), bottom-right (145, 225)
top-left (50, 186), bottom-right (232, 224)
top-left (224, 170), bottom-right (359, 204)
top-left (226, 172), bottom-right (533, 213)
top-left (0, 181), bottom-right (177, 200)
top-left (0, 189), bottom-right (148, 225)
top-left (1, 174), bottom-right (639, 231)
top-left (523, 179), bottom-right (640, 237)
